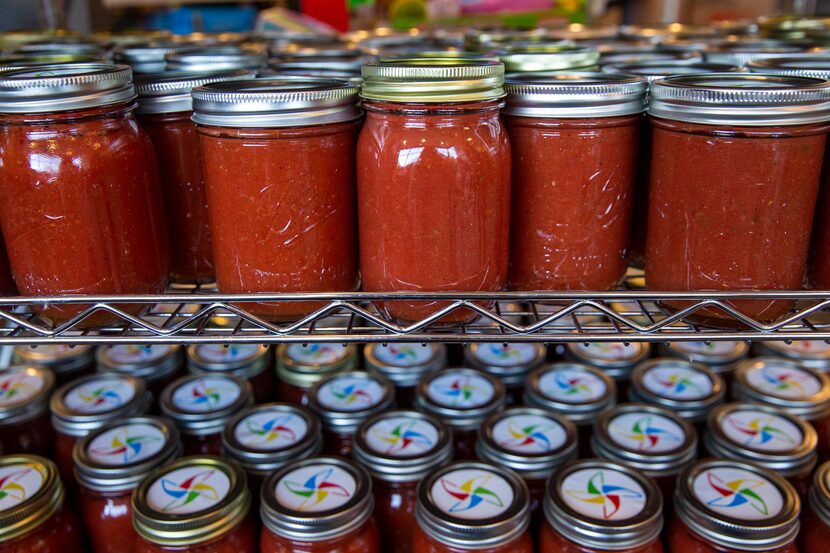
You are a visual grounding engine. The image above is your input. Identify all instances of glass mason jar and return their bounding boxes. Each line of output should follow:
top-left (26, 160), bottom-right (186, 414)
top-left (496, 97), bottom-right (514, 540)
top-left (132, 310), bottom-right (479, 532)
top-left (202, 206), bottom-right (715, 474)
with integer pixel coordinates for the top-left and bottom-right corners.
top-left (463, 343), bottom-right (545, 405)
top-left (670, 459), bottom-right (800, 553)
top-left (307, 371), bottom-right (395, 457)
top-left (0, 455), bottom-right (84, 553)
top-left (113, 41), bottom-right (193, 74)
top-left (96, 345), bottom-right (185, 407)
top-left (13, 344), bottom-right (95, 386)
top-left (703, 39), bottom-right (813, 67)
top-left (503, 73), bottom-right (646, 290)
top-left (160, 374), bottom-right (253, 456)
top-left (260, 456), bottom-right (381, 553)
top-left (50, 372), bottom-right (149, 483)
top-left (753, 340), bottom-right (830, 373)
top-left (412, 461), bottom-right (533, 553)
top-left (658, 341), bottom-right (750, 380)
top-left (499, 44), bottom-right (601, 75)
top-left (352, 410), bottom-right (453, 553)
top-left (276, 344), bottom-right (358, 406)
top-left (802, 460), bottom-right (830, 552)
top-left (187, 344), bottom-right (275, 403)
top-left (222, 403), bottom-right (322, 500)
top-left (592, 403), bottom-right (698, 503)
top-left (192, 78), bottom-right (361, 320)
top-left (364, 343), bottom-right (448, 407)
top-left (132, 456), bottom-right (257, 553)
top-left (165, 47), bottom-right (268, 72)
top-left (358, 59), bottom-right (511, 324)
top-left (415, 368), bottom-right (506, 460)
top-left (135, 70), bottom-right (252, 283)
top-left (0, 64), bottom-right (170, 324)
top-left (646, 74), bottom-right (830, 326)
top-left (74, 416), bottom-right (181, 553)
top-left (0, 366), bottom-right (55, 456)
top-left (565, 342), bottom-right (651, 396)
top-left (706, 402), bottom-right (818, 497)
top-left (539, 459), bottom-right (664, 553)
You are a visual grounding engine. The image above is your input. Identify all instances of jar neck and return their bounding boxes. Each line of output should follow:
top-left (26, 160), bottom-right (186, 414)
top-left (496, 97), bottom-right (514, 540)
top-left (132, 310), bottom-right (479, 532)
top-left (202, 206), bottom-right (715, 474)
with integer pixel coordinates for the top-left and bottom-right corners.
top-left (363, 98), bottom-right (504, 116)
top-left (0, 101), bottom-right (137, 125)
top-left (649, 115), bottom-right (830, 138)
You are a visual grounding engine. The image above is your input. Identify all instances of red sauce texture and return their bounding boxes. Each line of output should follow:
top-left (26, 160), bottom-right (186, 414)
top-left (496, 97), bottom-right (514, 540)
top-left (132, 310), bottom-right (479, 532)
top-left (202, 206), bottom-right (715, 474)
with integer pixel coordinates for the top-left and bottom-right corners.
top-left (411, 524), bottom-right (533, 553)
top-left (538, 522), bottom-right (663, 553)
top-left (0, 501), bottom-right (84, 553)
top-left (0, 411), bottom-right (53, 457)
top-left (79, 487), bottom-right (136, 553)
top-left (373, 479), bottom-right (418, 553)
top-left (260, 516), bottom-right (380, 553)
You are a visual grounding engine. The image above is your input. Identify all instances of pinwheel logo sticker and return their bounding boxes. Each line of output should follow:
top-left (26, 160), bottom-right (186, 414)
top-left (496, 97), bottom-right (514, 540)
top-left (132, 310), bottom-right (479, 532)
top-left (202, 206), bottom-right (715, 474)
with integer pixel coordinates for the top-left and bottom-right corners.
top-left (187, 380), bottom-right (230, 410)
top-left (387, 345), bottom-right (418, 361)
top-left (374, 419), bottom-right (433, 455)
top-left (551, 372), bottom-right (594, 398)
top-left (330, 381), bottom-right (373, 406)
top-left (439, 474), bottom-right (504, 514)
top-left (498, 421), bottom-right (556, 452)
top-left (160, 469), bottom-right (220, 512)
top-left (284, 468), bottom-right (351, 511)
top-left (725, 415), bottom-right (796, 448)
top-left (653, 371), bottom-right (705, 397)
top-left (438, 376), bottom-right (481, 406)
top-left (90, 427), bottom-right (162, 462)
top-left (78, 386), bottom-right (124, 409)
top-left (244, 414), bottom-right (297, 446)
top-left (759, 367), bottom-right (809, 396)
top-left (0, 466), bottom-right (38, 504)
top-left (613, 416), bottom-right (682, 452)
top-left (484, 344), bottom-right (520, 360)
top-left (0, 374), bottom-right (36, 402)
top-left (705, 472), bottom-right (769, 516)
top-left (565, 471), bottom-right (644, 519)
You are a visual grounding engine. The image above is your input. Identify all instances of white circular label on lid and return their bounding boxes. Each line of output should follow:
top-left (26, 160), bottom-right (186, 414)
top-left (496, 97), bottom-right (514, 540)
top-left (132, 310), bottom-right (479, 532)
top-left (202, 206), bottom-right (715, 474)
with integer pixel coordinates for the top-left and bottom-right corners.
top-left (771, 340), bottom-right (830, 356)
top-left (276, 464), bottom-right (356, 512)
top-left (63, 377), bottom-right (136, 414)
top-left (171, 376), bottom-right (241, 413)
top-left (672, 341), bottom-right (740, 356)
top-left (745, 363), bottom-right (821, 400)
top-left (365, 416), bottom-right (440, 457)
top-left (18, 345), bottom-right (86, 359)
top-left (426, 372), bottom-right (495, 408)
top-left (538, 367), bottom-right (607, 403)
top-left (233, 410), bottom-right (308, 451)
top-left (194, 344), bottom-right (261, 364)
top-left (372, 344), bottom-right (436, 367)
top-left (87, 423), bottom-right (167, 465)
top-left (431, 468), bottom-right (514, 520)
top-left (472, 344), bottom-right (539, 367)
top-left (560, 468), bottom-right (646, 521)
top-left (107, 345), bottom-right (173, 365)
top-left (492, 413), bottom-right (567, 454)
top-left (315, 375), bottom-right (385, 412)
top-left (641, 366), bottom-right (712, 400)
top-left (692, 467), bottom-right (784, 521)
top-left (0, 463), bottom-right (46, 511)
top-left (574, 342), bottom-right (642, 362)
top-left (720, 410), bottom-right (802, 452)
top-left (147, 465), bottom-right (231, 514)
top-left (286, 344), bottom-right (348, 365)
top-left (0, 370), bottom-right (44, 407)
top-left (608, 412), bottom-right (685, 453)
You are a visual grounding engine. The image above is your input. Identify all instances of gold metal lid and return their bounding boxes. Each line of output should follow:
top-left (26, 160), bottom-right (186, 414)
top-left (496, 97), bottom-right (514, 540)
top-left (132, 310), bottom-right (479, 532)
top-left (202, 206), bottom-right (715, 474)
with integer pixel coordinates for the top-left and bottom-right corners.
top-left (0, 455), bottom-right (63, 543)
top-left (500, 45), bottom-right (600, 73)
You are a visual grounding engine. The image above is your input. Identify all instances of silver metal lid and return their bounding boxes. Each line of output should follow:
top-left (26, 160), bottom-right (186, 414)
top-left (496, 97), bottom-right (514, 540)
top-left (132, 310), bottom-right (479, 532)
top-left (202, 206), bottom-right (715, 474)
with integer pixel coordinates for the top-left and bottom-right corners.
top-left (464, 343), bottom-right (546, 386)
top-left (620, 24), bottom-right (719, 43)
top-left (564, 341), bottom-right (652, 380)
top-left (270, 45), bottom-right (363, 60)
top-left (191, 78), bottom-right (361, 128)
top-left (261, 456), bottom-right (374, 541)
top-left (703, 40), bottom-right (813, 66)
top-left (160, 374), bottom-right (253, 436)
top-left (706, 402), bottom-right (817, 477)
top-left (544, 459), bottom-right (663, 550)
top-left (13, 39), bottom-right (107, 57)
top-left (629, 358), bottom-right (725, 423)
top-left (13, 345), bottom-right (94, 375)
top-left (222, 403), bottom-right (322, 475)
top-left (96, 345), bottom-right (184, 383)
top-left (165, 47), bottom-right (267, 71)
top-left (352, 410), bottom-right (453, 482)
top-left (0, 366), bottom-right (55, 425)
top-left (658, 341), bottom-right (750, 373)
top-left (649, 73), bottom-right (830, 126)
top-left (135, 70), bottom-right (256, 114)
top-left (416, 461), bottom-right (530, 549)
top-left (809, 461), bottom-right (830, 527)
top-left (748, 55), bottom-right (830, 79)
top-left (0, 64), bottom-right (136, 114)
top-left (592, 403), bottom-right (697, 478)
top-left (363, 343), bottom-right (447, 388)
top-left (73, 416), bottom-right (181, 492)
top-left (268, 57), bottom-right (364, 74)
top-left (276, 344), bottom-right (358, 390)
top-left (524, 363), bottom-right (617, 426)
top-left (674, 459), bottom-right (800, 551)
top-left (307, 371), bottom-right (395, 434)
top-left (50, 373), bottom-right (149, 437)
top-left (415, 368), bottom-right (506, 431)
top-left (477, 407), bottom-right (578, 480)
top-left (600, 49), bottom-right (701, 65)
top-left (113, 41), bottom-right (194, 73)
top-left (604, 60), bottom-right (743, 80)
top-left (753, 340), bottom-right (830, 371)
top-left (186, 344), bottom-right (272, 380)
top-left (499, 45), bottom-right (600, 73)
top-left (732, 357), bottom-right (830, 421)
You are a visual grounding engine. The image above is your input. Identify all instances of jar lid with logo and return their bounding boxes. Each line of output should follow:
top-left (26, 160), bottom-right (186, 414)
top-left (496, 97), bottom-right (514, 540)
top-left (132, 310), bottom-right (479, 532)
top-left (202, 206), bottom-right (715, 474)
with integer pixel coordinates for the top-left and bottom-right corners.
top-left (499, 44), bottom-right (599, 73)
top-left (353, 409), bottom-right (453, 483)
top-left (222, 403), bottom-right (322, 475)
top-left (364, 343), bottom-right (447, 388)
top-left (658, 341), bottom-right (750, 374)
top-left (132, 456), bottom-right (250, 547)
top-left (706, 402), bottom-right (817, 478)
top-left (524, 363), bottom-right (616, 426)
top-left (261, 456), bottom-right (374, 541)
top-left (565, 342), bottom-right (652, 381)
top-left (160, 374), bottom-right (253, 436)
top-left (0, 455), bottom-right (65, 543)
top-left (545, 459), bottom-right (663, 550)
top-left (186, 344), bottom-right (272, 380)
top-left (464, 343), bottom-right (546, 387)
top-left (629, 359), bottom-right (725, 422)
top-left (604, 60), bottom-right (742, 80)
top-left (135, 70), bottom-right (256, 115)
top-left (416, 368), bottom-right (505, 431)
top-left (477, 407), bottom-right (577, 480)
top-left (112, 41), bottom-right (195, 73)
top-left (752, 340), bottom-right (830, 372)
top-left (0, 366), bottom-right (55, 425)
top-left (50, 373), bottom-right (149, 437)
top-left (307, 371), bottom-right (395, 435)
top-left (748, 55), bottom-right (830, 79)
top-left (733, 358), bottom-right (830, 421)
top-left (13, 345), bottom-right (94, 377)
top-left (165, 46), bottom-right (267, 71)
top-left (276, 343), bottom-right (358, 391)
top-left (810, 461), bottom-right (830, 528)
top-left (73, 416), bottom-right (181, 492)
top-left (674, 459), bottom-right (800, 551)
top-left (416, 461), bottom-right (530, 549)
top-left (96, 344), bottom-right (184, 383)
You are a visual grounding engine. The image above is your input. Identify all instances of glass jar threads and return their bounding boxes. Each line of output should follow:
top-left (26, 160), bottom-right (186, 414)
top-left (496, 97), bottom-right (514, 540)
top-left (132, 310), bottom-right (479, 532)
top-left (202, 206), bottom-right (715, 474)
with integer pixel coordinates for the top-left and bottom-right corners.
top-left (0, 366), bottom-right (55, 456)
top-left (187, 344), bottom-right (274, 403)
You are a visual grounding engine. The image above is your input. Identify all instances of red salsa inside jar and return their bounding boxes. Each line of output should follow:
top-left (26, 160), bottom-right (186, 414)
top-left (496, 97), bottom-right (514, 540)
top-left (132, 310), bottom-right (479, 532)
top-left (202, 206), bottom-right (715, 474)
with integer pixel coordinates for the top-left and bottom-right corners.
top-left (801, 460), bottom-right (830, 552)
top-left (0, 366), bottom-right (55, 457)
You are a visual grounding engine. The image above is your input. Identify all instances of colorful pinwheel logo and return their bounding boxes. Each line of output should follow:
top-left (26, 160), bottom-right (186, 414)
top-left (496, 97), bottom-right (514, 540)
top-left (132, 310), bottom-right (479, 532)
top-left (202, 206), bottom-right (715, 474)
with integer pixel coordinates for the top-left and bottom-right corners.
top-left (329, 381), bottom-right (373, 406)
top-left (90, 427), bottom-right (162, 462)
top-left (759, 368), bottom-right (808, 396)
top-left (373, 419), bottom-right (433, 454)
top-left (552, 372), bottom-right (594, 398)
top-left (387, 345), bottom-right (418, 362)
top-left (705, 472), bottom-right (769, 515)
top-left (725, 416), bottom-right (796, 448)
top-left (565, 471), bottom-right (644, 519)
top-left (0, 374), bottom-right (35, 402)
top-left (187, 380), bottom-right (227, 410)
top-left (297, 345), bottom-right (337, 360)
top-left (484, 345), bottom-right (521, 360)
top-left (498, 422), bottom-right (556, 452)
top-left (0, 467), bottom-right (34, 504)
top-left (78, 386), bottom-right (123, 409)
top-left (439, 474), bottom-right (504, 514)
top-left (284, 468), bottom-right (351, 511)
top-left (244, 415), bottom-right (297, 445)
top-left (438, 377), bottom-right (480, 406)
top-left (161, 469), bottom-right (220, 512)
top-left (652, 372), bottom-right (704, 396)
top-left (614, 416), bottom-right (681, 452)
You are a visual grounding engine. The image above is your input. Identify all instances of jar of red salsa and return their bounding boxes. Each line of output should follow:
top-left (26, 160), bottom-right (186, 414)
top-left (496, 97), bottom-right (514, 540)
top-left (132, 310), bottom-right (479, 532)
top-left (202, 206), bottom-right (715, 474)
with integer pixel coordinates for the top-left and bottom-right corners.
top-left (364, 343), bottom-right (447, 407)
top-left (358, 59), bottom-right (510, 324)
top-left (802, 460), bottom-right (830, 552)
top-left (0, 454), bottom-right (84, 552)
top-left (464, 343), bottom-right (545, 405)
top-left (0, 64), bottom-right (169, 323)
top-left (754, 340), bottom-right (830, 373)
top-left (74, 416), bottom-right (181, 553)
top-left (276, 344), bottom-right (358, 405)
top-left (160, 374), bottom-right (253, 455)
top-left (0, 366), bottom-right (55, 456)
top-left (187, 344), bottom-right (274, 403)
top-left (192, 78), bottom-right (361, 320)
top-left (96, 345), bottom-right (185, 406)
top-left (706, 402), bottom-right (818, 496)
top-left (415, 368), bottom-right (506, 460)
top-left (413, 461), bottom-right (533, 552)
top-left (646, 74), bottom-right (830, 325)
top-left (14, 344), bottom-right (94, 386)
top-left (539, 459), bottom-right (664, 553)
top-left (50, 372), bottom-right (149, 482)
top-left (658, 341), bottom-right (750, 379)
top-left (307, 371), bottom-right (395, 457)
top-left (260, 456), bottom-right (381, 553)
top-left (352, 410), bottom-right (452, 553)
top-left (132, 456), bottom-right (257, 553)
top-left (670, 458), bottom-right (800, 553)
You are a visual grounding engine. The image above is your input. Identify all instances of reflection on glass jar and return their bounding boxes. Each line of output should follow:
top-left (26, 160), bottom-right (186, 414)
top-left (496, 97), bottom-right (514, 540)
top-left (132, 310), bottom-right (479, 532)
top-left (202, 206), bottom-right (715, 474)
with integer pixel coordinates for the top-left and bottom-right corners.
top-left (801, 460), bottom-right (830, 552)
top-left (0, 366), bottom-right (55, 457)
